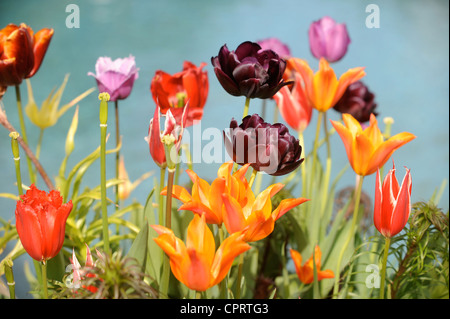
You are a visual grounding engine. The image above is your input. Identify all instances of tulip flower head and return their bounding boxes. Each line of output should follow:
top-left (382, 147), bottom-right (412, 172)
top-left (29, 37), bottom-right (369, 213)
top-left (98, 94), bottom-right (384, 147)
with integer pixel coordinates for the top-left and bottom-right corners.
top-left (152, 214), bottom-right (251, 291)
top-left (211, 41), bottom-right (292, 99)
top-left (286, 57), bottom-right (365, 112)
top-left (308, 16), bottom-right (351, 63)
top-left (330, 113), bottom-right (416, 176)
top-left (290, 246), bottom-right (334, 284)
top-left (70, 244), bottom-right (98, 293)
top-left (151, 61), bottom-right (208, 127)
top-left (145, 103), bottom-right (188, 169)
top-left (273, 73), bottom-right (313, 133)
top-left (15, 184), bottom-right (73, 263)
top-left (374, 164), bottom-right (412, 238)
top-left (162, 161), bottom-right (308, 242)
top-left (0, 23), bottom-right (54, 86)
top-left (224, 114), bottom-right (304, 176)
top-left (88, 55), bottom-right (139, 102)
top-left (333, 80), bottom-right (378, 124)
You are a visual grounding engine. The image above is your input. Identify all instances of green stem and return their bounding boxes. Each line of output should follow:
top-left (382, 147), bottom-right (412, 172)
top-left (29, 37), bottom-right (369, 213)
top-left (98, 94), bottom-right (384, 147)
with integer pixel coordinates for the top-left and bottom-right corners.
top-left (41, 262), bottom-right (48, 299)
top-left (195, 290), bottom-right (202, 299)
top-left (10, 132), bottom-right (23, 196)
top-left (3, 259), bottom-right (15, 299)
top-left (218, 225), bottom-right (227, 298)
top-left (159, 167), bottom-right (166, 226)
top-left (298, 131), bottom-right (306, 198)
top-left (235, 253), bottom-right (244, 299)
top-left (309, 111), bottom-right (324, 199)
top-left (242, 97), bottom-right (251, 118)
top-left (332, 174), bottom-right (364, 298)
top-left (100, 123), bottom-right (110, 255)
top-left (379, 236), bottom-right (391, 299)
top-left (321, 113), bottom-right (332, 215)
top-left (115, 100), bottom-right (120, 211)
top-left (161, 169), bottom-right (175, 298)
top-left (15, 85), bottom-right (35, 184)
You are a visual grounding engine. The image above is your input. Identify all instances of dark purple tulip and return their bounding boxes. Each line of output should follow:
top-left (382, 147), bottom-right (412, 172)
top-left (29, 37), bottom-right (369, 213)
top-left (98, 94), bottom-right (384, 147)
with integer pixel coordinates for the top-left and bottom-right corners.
top-left (211, 41), bottom-right (292, 99)
top-left (224, 114), bottom-right (303, 176)
top-left (333, 81), bottom-right (378, 123)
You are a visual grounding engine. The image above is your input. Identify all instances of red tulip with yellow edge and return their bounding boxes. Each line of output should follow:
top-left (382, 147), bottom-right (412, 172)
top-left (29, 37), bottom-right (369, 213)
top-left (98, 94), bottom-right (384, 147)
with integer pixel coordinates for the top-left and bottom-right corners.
top-left (285, 57), bottom-right (365, 112)
top-left (290, 245), bottom-right (334, 284)
top-left (151, 214), bottom-right (250, 292)
top-left (0, 23), bottom-right (53, 86)
top-left (330, 113), bottom-right (416, 176)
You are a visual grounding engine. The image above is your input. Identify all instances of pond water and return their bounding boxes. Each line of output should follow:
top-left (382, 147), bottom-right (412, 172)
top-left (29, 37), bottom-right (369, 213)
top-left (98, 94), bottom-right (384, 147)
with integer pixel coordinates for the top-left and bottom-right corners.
top-left (0, 0), bottom-right (448, 298)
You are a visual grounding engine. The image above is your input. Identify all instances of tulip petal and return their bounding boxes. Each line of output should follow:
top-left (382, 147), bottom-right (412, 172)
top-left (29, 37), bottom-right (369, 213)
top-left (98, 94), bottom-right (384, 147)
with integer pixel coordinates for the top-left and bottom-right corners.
top-left (161, 185), bottom-right (192, 203)
top-left (389, 168), bottom-right (412, 237)
top-left (222, 193), bottom-right (247, 234)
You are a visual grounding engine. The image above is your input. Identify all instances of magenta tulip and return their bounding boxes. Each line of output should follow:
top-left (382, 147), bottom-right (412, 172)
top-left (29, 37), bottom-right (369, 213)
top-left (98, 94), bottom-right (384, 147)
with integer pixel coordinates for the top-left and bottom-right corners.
top-left (308, 16), bottom-right (351, 63)
top-left (88, 55), bottom-right (139, 102)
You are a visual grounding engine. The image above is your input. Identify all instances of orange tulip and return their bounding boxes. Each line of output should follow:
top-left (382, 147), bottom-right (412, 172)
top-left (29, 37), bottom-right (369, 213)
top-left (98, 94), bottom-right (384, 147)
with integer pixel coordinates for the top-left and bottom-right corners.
top-left (273, 73), bottom-right (313, 132)
top-left (15, 184), bottom-right (72, 263)
top-left (290, 246), bottom-right (334, 284)
top-left (161, 161), bottom-right (252, 225)
top-left (151, 61), bottom-right (208, 127)
top-left (374, 164), bottom-right (412, 238)
top-left (330, 113), bottom-right (416, 176)
top-left (285, 57), bottom-right (365, 112)
top-left (0, 23), bottom-right (53, 86)
top-left (221, 182), bottom-right (309, 242)
top-left (151, 214), bottom-right (250, 291)
top-left (162, 161), bottom-right (308, 242)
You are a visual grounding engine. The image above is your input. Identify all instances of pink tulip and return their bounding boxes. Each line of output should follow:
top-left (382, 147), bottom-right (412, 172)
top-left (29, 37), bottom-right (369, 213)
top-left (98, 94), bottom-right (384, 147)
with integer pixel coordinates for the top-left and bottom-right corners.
top-left (88, 55), bottom-right (139, 101)
top-left (308, 16), bottom-right (351, 63)
top-left (257, 37), bottom-right (291, 59)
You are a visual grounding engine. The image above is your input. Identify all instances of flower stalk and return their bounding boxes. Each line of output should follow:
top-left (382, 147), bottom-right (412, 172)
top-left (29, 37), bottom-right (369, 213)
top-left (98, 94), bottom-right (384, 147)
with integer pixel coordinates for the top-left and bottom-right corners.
top-left (9, 132), bottom-right (23, 196)
top-left (3, 258), bottom-right (15, 299)
top-left (379, 236), bottom-right (391, 299)
top-left (99, 92), bottom-right (110, 255)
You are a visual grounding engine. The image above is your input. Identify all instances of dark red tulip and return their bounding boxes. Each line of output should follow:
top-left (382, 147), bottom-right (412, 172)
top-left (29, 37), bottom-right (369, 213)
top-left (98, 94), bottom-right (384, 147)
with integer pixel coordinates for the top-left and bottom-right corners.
top-left (224, 114), bottom-right (303, 176)
top-left (333, 80), bottom-right (378, 123)
top-left (211, 41), bottom-right (292, 99)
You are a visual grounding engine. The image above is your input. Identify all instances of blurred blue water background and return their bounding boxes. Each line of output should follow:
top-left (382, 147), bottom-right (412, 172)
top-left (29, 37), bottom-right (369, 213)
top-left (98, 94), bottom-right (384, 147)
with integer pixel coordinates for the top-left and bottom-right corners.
top-left (1, 0), bottom-right (448, 298)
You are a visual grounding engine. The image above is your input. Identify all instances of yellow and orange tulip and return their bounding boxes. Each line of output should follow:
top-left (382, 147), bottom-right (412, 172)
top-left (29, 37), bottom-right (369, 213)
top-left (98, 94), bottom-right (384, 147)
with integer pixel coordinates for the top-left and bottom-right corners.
top-left (330, 113), bottom-right (416, 176)
top-left (285, 57), bottom-right (365, 112)
top-left (162, 161), bottom-right (308, 242)
top-left (290, 246), bottom-right (334, 285)
top-left (151, 214), bottom-right (250, 292)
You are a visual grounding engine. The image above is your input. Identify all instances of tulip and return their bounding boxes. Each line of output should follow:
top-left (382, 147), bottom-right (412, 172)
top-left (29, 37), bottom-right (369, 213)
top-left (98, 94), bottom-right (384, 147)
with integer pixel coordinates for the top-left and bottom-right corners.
top-left (308, 16), bottom-right (351, 63)
top-left (145, 103), bottom-right (188, 169)
top-left (211, 41), bottom-right (292, 99)
top-left (151, 61), bottom-right (208, 127)
top-left (273, 73), bottom-right (313, 133)
top-left (152, 214), bottom-right (251, 292)
top-left (25, 75), bottom-right (95, 130)
top-left (374, 164), bottom-right (412, 238)
top-left (224, 114), bottom-right (304, 176)
top-left (330, 113), bottom-right (416, 176)
top-left (88, 55), bottom-right (139, 102)
top-left (374, 164), bottom-right (412, 299)
top-left (290, 246), bottom-right (334, 284)
top-left (70, 244), bottom-right (98, 293)
top-left (333, 80), bottom-right (378, 124)
top-left (0, 23), bottom-right (53, 86)
top-left (161, 161), bottom-right (253, 225)
top-left (286, 57), bottom-right (365, 112)
top-left (257, 37), bottom-right (291, 59)
top-left (15, 184), bottom-right (73, 262)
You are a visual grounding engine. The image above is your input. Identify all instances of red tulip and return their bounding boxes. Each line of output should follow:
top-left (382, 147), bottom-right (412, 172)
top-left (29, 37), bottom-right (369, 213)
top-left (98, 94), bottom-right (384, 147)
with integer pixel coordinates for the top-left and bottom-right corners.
top-left (151, 61), bottom-right (208, 127)
top-left (374, 164), bottom-right (412, 238)
top-left (145, 103), bottom-right (188, 169)
top-left (15, 184), bottom-right (73, 263)
top-left (0, 23), bottom-right (53, 86)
